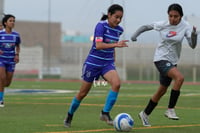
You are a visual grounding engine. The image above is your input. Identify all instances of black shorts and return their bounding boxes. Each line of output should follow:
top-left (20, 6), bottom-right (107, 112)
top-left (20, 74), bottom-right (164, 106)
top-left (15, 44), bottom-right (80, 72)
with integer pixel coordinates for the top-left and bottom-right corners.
top-left (154, 60), bottom-right (176, 87)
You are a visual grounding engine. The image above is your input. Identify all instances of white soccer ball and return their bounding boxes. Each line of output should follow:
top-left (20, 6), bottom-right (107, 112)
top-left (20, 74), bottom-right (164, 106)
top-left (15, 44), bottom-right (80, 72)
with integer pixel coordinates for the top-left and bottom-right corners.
top-left (113, 113), bottom-right (134, 132)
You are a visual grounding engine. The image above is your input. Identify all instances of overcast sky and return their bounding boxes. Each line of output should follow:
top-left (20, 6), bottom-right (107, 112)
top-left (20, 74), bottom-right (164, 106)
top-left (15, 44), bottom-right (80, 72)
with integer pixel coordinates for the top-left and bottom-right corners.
top-left (4, 0), bottom-right (200, 42)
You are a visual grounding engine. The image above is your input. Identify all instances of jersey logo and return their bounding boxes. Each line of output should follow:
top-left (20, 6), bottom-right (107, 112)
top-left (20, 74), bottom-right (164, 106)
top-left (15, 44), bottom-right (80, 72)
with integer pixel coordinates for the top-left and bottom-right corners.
top-left (166, 62), bottom-right (171, 67)
top-left (166, 31), bottom-right (177, 37)
top-left (106, 29), bottom-right (110, 34)
top-left (1, 36), bottom-right (5, 40)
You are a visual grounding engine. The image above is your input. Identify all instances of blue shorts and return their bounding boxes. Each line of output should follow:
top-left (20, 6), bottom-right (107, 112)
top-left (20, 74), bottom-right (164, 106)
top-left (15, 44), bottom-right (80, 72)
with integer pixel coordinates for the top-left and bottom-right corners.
top-left (82, 63), bottom-right (116, 83)
top-left (154, 60), bottom-right (176, 87)
top-left (0, 60), bottom-right (15, 72)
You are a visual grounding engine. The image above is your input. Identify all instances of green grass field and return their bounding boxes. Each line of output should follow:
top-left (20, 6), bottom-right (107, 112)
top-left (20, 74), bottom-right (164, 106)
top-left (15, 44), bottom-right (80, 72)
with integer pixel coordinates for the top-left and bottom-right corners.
top-left (0, 80), bottom-right (200, 133)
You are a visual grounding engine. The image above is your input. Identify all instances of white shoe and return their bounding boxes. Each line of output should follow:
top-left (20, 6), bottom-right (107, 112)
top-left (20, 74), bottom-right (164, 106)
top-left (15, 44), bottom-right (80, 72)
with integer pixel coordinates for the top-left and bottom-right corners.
top-left (0, 101), bottom-right (4, 108)
top-left (164, 108), bottom-right (179, 120)
top-left (138, 111), bottom-right (151, 127)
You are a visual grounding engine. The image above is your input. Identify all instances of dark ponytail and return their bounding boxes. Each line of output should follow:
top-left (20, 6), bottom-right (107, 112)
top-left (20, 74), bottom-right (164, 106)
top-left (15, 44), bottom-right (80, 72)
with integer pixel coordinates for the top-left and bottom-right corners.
top-left (101, 14), bottom-right (108, 21)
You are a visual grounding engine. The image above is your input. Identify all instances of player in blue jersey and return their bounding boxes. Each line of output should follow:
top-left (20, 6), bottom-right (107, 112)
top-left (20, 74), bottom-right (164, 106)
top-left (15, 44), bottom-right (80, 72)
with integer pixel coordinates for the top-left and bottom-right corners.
top-left (0, 14), bottom-right (21, 107)
top-left (64, 4), bottom-right (128, 127)
top-left (131, 3), bottom-right (197, 126)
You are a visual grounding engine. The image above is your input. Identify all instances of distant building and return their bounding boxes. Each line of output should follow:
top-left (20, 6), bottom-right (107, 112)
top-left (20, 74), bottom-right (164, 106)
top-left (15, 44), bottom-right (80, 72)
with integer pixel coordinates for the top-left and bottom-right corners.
top-left (0, 0), bottom-right (4, 21)
top-left (15, 20), bottom-right (62, 67)
top-left (62, 34), bottom-right (91, 43)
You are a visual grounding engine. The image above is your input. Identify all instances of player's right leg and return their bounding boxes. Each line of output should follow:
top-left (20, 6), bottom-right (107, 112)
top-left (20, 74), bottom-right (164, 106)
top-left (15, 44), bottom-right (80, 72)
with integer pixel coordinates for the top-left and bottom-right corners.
top-left (64, 64), bottom-right (97, 128)
top-left (100, 69), bottom-right (120, 125)
top-left (64, 81), bottom-right (93, 127)
top-left (139, 84), bottom-right (167, 126)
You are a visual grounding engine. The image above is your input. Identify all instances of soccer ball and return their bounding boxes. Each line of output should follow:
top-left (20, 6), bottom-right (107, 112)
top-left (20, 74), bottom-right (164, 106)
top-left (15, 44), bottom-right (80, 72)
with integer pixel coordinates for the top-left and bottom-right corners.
top-left (113, 113), bottom-right (134, 132)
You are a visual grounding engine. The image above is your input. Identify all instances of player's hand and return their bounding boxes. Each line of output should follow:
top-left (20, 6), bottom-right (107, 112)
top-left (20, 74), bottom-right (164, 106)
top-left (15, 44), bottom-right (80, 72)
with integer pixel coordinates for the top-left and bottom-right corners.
top-left (14, 54), bottom-right (19, 63)
top-left (131, 37), bottom-right (137, 41)
top-left (192, 26), bottom-right (197, 33)
top-left (116, 40), bottom-right (128, 47)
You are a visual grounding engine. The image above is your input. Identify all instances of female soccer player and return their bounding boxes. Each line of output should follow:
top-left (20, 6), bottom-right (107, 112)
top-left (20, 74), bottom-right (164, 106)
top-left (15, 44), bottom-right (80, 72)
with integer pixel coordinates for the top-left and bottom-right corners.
top-left (0, 14), bottom-right (21, 107)
top-left (64, 4), bottom-right (128, 127)
top-left (131, 3), bottom-right (197, 126)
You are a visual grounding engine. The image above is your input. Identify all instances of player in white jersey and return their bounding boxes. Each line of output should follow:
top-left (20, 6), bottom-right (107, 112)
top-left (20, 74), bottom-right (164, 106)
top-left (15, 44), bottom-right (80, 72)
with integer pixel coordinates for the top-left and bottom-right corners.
top-left (131, 3), bottom-right (197, 126)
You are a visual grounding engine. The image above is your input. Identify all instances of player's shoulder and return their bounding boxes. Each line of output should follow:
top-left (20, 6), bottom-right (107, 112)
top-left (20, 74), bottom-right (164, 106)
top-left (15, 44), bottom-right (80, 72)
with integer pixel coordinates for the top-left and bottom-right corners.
top-left (12, 30), bottom-right (20, 36)
top-left (97, 20), bottom-right (108, 27)
top-left (152, 20), bottom-right (168, 26)
top-left (180, 19), bottom-right (190, 26)
top-left (99, 20), bottom-right (123, 30)
top-left (95, 20), bottom-right (108, 31)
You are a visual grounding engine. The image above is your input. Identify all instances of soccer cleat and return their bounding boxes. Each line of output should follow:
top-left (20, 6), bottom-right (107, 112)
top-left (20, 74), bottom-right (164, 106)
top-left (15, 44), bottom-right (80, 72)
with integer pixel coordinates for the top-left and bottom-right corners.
top-left (164, 108), bottom-right (179, 120)
top-left (100, 110), bottom-right (113, 126)
top-left (0, 101), bottom-right (4, 108)
top-left (138, 111), bottom-right (151, 127)
top-left (64, 113), bottom-right (73, 128)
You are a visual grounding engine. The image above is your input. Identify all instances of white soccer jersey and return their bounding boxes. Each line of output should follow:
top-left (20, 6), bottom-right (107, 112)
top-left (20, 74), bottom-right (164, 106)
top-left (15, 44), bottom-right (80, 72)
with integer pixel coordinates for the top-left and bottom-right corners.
top-left (152, 19), bottom-right (192, 65)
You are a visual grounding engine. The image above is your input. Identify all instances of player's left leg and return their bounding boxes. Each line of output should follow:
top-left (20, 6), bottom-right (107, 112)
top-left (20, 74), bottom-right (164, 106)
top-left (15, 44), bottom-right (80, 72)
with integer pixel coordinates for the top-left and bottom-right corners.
top-left (165, 67), bottom-right (184, 120)
top-left (100, 69), bottom-right (120, 125)
top-left (64, 80), bottom-right (93, 128)
top-left (5, 71), bottom-right (14, 87)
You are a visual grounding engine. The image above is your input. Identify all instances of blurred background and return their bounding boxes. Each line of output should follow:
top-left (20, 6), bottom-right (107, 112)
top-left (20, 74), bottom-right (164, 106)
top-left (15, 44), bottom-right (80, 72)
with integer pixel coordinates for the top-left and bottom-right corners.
top-left (1, 0), bottom-right (200, 82)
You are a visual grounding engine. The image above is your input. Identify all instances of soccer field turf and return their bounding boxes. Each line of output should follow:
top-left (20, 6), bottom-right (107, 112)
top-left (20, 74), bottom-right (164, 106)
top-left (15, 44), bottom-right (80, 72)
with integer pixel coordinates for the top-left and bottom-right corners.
top-left (0, 80), bottom-right (200, 133)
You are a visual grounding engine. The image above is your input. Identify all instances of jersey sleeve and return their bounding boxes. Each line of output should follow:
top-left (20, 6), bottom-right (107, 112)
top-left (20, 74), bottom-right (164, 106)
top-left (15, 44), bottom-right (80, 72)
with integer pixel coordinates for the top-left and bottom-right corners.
top-left (15, 33), bottom-right (21, 46)
top-left (94, 22), bottom-right (104, 42)
top-left (184, 22), bottom-right (197, 49)
top-left (184, 23), bottom-right (193, 38)
top-left (151, 21), bottom-right (167, 31)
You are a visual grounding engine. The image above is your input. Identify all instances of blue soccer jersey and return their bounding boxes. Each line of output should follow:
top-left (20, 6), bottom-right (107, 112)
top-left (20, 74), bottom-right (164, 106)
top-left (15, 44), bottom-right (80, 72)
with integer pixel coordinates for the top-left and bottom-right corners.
top-left (0, 30), bottom-right (21, 65)
top-left (85, 20), bottom-right (123, 67)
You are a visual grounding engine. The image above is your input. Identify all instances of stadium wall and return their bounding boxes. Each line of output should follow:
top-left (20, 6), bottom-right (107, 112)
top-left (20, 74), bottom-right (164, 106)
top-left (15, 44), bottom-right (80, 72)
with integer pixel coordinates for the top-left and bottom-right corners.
top-left (14, 43), bottom-right (200, 82)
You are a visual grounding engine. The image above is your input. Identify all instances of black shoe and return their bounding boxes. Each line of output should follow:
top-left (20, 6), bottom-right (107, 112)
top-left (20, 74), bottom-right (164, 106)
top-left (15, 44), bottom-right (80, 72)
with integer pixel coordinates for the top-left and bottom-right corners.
top-left (64, 113), bottom-right (73, 128)
top-left (100, 110), bottom-right (113, 126)
top-left (0, 101), bottom-right (4, 107)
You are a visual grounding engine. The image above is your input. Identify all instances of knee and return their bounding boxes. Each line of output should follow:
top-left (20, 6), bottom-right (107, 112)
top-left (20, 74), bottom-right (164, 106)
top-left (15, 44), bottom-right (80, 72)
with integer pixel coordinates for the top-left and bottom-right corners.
top-left (111, 82), bottom-right (121, 91)
top-left (158, 85), bottom-right (168, 96)
top-left (177, 75), bottom-right (184, 84)
top-left (4, 80), bottom-right (11, 87)
top-left (4, 83), bottom-right (10, 87)
top-left (160, 89), bottom-right (167, 96)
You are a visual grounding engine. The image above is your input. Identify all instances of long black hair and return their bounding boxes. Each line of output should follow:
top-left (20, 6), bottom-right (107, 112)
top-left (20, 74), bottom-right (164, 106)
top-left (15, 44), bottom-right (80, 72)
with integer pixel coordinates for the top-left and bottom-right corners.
top-left (2, 14), bottom-right (15, 27)
top-left (101, 4), bottom-right (123, 20)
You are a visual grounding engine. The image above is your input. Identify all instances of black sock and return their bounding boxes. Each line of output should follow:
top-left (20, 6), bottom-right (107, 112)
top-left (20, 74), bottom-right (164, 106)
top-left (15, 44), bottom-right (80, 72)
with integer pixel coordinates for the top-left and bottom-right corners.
top-left (168, 89), bottom-right (180, 108)
top-left (144, 99), bottom-right (158, 115)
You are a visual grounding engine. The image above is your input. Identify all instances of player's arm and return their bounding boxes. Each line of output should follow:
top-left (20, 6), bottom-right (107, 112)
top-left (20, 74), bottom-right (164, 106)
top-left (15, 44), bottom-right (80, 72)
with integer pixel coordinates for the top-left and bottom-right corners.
top-left (15, 45), bottom-right (20, 55)
top-left (96, 40), bottom-right (128, 50)
top-left (131, 25), bottom-right (153, 41)
top-left (14, 44), bottom-right (20, 63)
top-left (186, 26), bottom-right (198, 49)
